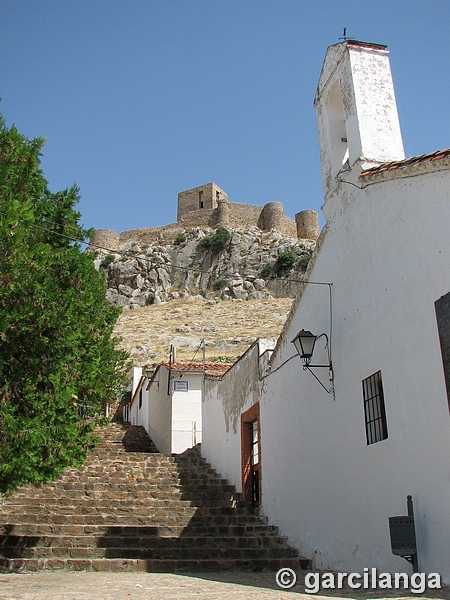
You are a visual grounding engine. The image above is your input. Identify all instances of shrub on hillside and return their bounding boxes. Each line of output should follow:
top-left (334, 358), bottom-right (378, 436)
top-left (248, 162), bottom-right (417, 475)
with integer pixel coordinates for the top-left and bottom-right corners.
top-left (260, 262), bottom-right (275, 279)
top-left (173, 232), bottom-right (186, 245)
top-left (100, 254), bottom-right (115, 269)
top-left (274, 251), bottom-right (296, 276)
top-left (198, 227), bottom-right (231, 254)
top-left (299, 254), bottom-right (310, 269)
top-left (213, 278), bottom-right (228, 291)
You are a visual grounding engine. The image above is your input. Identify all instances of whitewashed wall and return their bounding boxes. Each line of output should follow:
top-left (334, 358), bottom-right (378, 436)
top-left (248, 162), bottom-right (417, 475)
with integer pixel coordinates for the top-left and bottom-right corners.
top-left (199, 39), bottom-right (450, 580)
top-left (147, 366), bottom-right (172, 454)
top-left (261, 165), bottom-right (450, 579)
top-left (171, 373), bottom-right (202, 454)
top-left (202, 339), bottom-right (275, 492)
top-left (129, 369), bottom-right (145, 427)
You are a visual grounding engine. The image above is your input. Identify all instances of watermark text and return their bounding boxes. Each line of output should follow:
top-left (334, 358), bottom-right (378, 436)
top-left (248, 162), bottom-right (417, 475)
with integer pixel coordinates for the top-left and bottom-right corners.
top-left (275, 568), bottom-right (441, 593)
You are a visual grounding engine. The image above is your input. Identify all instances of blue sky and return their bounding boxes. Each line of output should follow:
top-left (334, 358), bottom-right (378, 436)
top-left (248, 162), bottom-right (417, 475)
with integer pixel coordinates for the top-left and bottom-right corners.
top-left (1, 1), bottom-right (449, 237)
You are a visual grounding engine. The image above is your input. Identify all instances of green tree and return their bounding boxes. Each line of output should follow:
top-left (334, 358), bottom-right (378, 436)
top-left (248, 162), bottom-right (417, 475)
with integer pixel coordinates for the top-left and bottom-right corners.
top-left (0, 114), bottom-right (129, 494)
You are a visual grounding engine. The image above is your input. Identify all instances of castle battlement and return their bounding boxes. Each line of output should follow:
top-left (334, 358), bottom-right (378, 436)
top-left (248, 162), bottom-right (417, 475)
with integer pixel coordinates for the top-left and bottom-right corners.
top-left (89, 183), bottom-right (319, 251)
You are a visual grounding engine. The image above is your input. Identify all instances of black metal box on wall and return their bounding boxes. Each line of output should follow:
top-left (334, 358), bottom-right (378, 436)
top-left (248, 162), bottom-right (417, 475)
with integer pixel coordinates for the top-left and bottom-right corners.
top-left (388, 516), bottom-right (417, 557)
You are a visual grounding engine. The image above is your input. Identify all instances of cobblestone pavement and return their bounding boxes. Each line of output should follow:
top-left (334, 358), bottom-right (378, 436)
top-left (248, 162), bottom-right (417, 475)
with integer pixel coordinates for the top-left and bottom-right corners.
top-left (0, 571), bottom-right (449, 600)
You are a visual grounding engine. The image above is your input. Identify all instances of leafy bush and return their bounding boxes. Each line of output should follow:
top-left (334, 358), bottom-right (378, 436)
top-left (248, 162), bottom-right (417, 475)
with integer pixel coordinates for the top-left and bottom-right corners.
top-left (199, 289), bottom-right (207, 297)
top-left (213, 278), bottom-right (228, 291)
top-left (260, 262), bottom-right (275, 279)
top-left (210, 227), bottom-right (231, 252)
top-left (274, 251), bottom-right (296, 276)
top-left (216, 356), bottom-right (234, 363)
top-left (199, 227), bottom-right (230, 254)
top-left (299, 255), bottom-right (310, 269)
top-left (198, 236), bottom-right (212, 250)
top-left (100, 254), bottom-right (115, 269)
top-left (173, 232), bottom-right (186, 245)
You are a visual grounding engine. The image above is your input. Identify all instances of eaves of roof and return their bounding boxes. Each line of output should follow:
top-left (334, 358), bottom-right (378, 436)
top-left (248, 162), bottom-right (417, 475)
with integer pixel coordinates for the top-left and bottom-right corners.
top-left (360, 148), bottom-right (450, 179)
top-left (160, 360), bottom-right (233, 377)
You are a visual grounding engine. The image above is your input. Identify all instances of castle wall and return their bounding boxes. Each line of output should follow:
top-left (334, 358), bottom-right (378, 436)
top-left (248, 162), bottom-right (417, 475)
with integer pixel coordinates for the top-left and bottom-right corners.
top-left (227, 203), bottom-right (266, 230)
top-left (118, 223), bottom-right (184, 246)
top-left (90, 185), bottom-right (314, 252)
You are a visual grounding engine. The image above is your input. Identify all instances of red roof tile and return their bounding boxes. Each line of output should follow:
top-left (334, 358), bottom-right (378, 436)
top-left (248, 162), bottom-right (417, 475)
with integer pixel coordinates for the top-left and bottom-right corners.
top-left (361, 148), bottom-right (450, 177)
top-left (160, 361), bottom-right (232, 377)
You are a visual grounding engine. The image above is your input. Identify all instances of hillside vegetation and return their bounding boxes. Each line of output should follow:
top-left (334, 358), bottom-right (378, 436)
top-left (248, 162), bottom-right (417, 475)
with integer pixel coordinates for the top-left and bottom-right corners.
top-left (113, 297), bottom-right (293, 368)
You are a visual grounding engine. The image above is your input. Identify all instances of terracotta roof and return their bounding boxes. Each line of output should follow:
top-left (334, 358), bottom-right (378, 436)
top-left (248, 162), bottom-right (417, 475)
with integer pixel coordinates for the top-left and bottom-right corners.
top-left (361, 148), bottom-right (450, 177)
top-left (160, 361), bottom-right (233, 377)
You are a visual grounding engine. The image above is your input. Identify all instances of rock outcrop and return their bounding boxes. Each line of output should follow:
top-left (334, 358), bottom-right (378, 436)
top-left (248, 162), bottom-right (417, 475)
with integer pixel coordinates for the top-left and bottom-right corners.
top-left (92, 226), bottom-right (315, 310)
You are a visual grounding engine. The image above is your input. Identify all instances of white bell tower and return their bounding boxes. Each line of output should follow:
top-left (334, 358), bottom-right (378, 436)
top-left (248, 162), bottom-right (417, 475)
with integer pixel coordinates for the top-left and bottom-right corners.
top-left (314, 40), bottom-right (405, 201)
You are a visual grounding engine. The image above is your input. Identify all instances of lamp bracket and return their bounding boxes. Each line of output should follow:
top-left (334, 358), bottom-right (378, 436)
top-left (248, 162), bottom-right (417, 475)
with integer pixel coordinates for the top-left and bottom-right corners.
top-left (303, 364), bottom-right (335, 396)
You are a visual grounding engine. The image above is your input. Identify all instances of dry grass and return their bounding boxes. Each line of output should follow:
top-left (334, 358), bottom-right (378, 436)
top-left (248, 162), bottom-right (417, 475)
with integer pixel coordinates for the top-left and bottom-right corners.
top-left (113, 297), bottom-right (293, 368)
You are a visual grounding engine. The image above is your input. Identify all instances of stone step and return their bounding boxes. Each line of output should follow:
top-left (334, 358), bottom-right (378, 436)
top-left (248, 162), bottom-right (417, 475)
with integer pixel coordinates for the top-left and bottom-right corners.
top-left (9, 484), bottom-right (236, 497)
top-left (0, 556), bottom-right (312, 573)
top-left (0, 421), bottom-right (308, 572)
top-left (2, 491), bottom-right (240, 509)
top-left (1, 511), bottom-right (264, 528)
top-left (0, 545), bottom-right (299, 561)
top-left (0, 534), bottom-right (290, 552)
top-left (0, 523), bottom-right (280, 537)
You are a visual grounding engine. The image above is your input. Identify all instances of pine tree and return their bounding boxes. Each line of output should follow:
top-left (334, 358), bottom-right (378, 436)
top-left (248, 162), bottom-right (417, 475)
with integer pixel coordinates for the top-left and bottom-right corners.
top-left (0, 114), bottom-right (129, 494)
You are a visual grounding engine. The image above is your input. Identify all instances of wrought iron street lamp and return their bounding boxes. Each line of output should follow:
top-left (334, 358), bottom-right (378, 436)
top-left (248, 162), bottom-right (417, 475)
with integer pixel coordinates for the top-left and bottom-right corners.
top-left (291, 329), bottom-right (317, 363)
top-left (291, 329), bottom-right (335, 396)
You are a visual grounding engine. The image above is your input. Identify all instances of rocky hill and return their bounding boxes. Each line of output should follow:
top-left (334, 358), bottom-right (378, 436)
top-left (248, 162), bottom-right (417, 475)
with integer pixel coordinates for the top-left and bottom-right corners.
top-left (95, 225), bottom-right (314, 309)
top-left (92, 225), bottom-right (315, 367)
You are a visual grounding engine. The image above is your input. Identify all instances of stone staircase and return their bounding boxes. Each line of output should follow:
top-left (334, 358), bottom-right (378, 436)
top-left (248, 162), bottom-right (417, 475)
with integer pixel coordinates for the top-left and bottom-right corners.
top-left (0, 420), bottom-right (310, 573)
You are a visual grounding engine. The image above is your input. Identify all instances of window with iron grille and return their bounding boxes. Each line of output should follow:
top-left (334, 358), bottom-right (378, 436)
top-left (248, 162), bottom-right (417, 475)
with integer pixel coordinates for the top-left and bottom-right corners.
top-left (362, 371), bottom-right (388, 445)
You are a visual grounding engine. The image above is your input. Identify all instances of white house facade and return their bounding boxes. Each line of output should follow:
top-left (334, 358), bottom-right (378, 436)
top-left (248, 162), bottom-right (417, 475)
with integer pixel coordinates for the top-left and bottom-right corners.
top-left (129, 361), bottom-right (230, 454)
top-left (201, 39), bottom-right (450, 580)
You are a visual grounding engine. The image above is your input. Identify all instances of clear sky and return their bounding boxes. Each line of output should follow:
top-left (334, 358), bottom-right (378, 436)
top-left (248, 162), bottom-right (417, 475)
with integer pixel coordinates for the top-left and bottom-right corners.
top-left (1, 1), bottom-right (449, 237)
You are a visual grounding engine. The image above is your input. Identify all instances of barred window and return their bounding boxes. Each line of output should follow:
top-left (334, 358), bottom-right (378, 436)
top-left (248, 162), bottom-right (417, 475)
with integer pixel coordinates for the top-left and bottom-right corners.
top-left (362, 371), bottom-right (388, 445)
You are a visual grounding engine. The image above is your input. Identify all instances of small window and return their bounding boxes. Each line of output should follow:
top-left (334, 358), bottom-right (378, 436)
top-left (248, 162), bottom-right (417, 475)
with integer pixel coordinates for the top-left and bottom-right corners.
top-left (199, 191), bottom-right (204, 209)
top-left (362, 371), bottom-right (388, 445)
top-left (174, 380), bottom-right (188, 392)
top-left (251, 419), bottom-right (259, 466)
top-left (138, 389), bottom-right (143, 409)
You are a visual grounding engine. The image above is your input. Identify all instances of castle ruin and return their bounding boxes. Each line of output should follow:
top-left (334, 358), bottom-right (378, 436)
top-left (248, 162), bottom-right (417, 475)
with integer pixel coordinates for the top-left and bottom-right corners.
top-left (89, 183), bottom-right (319, 251)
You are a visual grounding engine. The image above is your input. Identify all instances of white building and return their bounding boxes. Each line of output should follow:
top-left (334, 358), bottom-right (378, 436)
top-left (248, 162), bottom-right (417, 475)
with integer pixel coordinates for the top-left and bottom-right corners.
top-left (128, 360), bottom-right (230, 454)
top-left (202, 39), bottom-right (450, 580)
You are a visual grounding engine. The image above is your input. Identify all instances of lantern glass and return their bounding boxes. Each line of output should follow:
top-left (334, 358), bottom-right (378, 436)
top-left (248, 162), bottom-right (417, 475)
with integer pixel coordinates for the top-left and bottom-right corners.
top-left (292, 330), bottom-right (317, 360)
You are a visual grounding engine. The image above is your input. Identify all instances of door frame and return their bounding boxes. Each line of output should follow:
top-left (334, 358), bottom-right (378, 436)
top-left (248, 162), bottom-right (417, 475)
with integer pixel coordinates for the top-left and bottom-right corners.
top-left (241, 402), bottom-right (261, 507)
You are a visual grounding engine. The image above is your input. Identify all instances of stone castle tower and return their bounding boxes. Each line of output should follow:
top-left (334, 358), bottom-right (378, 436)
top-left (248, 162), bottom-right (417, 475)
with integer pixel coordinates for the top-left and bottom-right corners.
top-left (314, 40), bottom-right (405, 201)
top-left (176, 183), bottom-right (320, 240)
top-left (177, 183), bottom-right (228, 221)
